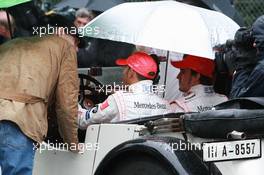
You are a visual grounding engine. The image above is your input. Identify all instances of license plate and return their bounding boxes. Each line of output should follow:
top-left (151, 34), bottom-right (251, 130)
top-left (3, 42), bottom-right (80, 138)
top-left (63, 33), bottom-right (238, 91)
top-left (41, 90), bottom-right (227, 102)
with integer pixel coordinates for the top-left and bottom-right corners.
top-left (202, 139), bottom-right (261, 162)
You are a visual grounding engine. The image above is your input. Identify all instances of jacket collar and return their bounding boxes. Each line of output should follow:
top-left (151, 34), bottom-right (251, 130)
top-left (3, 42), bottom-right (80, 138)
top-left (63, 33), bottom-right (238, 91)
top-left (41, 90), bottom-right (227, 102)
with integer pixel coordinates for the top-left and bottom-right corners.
top-left (183, 84), bottom-right (214, 98)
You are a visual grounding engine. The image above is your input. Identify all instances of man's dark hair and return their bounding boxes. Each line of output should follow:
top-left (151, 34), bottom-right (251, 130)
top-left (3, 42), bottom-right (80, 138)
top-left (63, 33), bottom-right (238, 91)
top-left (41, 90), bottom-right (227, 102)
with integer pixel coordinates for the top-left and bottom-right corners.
top-left (190, 70), bottom-right (213, 85)
top-left (150, 54), bottom-right (160, 85)
top-left (136, 73), bottom-right (149, 81)
top-left (127, 67), bottom-right (149, 81)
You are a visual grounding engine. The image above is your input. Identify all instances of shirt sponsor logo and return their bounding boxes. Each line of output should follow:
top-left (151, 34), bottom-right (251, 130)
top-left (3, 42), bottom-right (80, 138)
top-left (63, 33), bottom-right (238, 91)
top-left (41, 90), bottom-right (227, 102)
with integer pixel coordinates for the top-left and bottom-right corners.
top-left (204, 86), bottom-right (214, 94)
top-left (134, 102), bottom-right (166, 109)
top-left (85, 111), bottom-right (90, 120)
top-left (100, 100), bottom-right (109, 110)
top-left (92, 105), bottom-right (99, 113)
top-left (197, 105), bottom-right (213, 112)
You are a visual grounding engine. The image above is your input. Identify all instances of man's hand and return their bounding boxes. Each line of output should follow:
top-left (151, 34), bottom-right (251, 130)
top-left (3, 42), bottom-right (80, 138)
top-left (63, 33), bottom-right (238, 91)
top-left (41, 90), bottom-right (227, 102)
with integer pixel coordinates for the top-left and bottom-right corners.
top-left (78, 104), bottom-right (91, 130)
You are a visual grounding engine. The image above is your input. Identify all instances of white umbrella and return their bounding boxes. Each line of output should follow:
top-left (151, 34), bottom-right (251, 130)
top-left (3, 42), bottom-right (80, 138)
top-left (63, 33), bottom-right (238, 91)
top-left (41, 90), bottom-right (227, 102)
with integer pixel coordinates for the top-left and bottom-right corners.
top-left (83, 1), bottom-right (240, 59)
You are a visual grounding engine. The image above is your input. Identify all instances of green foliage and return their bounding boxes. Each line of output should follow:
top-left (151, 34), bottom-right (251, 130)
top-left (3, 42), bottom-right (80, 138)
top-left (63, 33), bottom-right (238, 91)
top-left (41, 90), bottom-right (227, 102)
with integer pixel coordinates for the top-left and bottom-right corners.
top-left (234, 0), bottom-right (264, 26)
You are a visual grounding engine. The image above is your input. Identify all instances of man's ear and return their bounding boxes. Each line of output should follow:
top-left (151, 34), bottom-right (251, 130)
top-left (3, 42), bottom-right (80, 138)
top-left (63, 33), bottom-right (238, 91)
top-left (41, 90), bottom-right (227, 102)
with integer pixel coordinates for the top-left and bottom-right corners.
top-left (128, 68), bottom-right (137, 80)
top-left (193, 73), bottom-right (200, 82)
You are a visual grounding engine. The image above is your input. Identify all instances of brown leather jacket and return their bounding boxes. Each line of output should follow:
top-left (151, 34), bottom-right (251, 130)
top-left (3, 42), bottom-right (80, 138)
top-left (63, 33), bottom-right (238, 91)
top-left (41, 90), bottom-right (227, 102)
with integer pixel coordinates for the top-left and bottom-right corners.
top-left (0, 35), bottom-right (79, 145)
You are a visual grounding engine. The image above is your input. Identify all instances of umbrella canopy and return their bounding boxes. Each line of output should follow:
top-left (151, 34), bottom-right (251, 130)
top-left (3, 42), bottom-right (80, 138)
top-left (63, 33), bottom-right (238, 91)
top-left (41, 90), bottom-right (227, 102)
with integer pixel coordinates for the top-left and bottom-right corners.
top-left (83, 1), bottom-right (240, 59)
top-left (0, 0), bottom-right (31, 8)
top-left (200, 0), bottom-right (244, 26)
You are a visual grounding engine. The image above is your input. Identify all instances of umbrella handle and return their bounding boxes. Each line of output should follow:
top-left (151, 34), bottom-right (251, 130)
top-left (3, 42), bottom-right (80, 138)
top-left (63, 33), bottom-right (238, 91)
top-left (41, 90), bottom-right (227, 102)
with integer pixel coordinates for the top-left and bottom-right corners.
top-left (163, 50), bottom-right (170, 98)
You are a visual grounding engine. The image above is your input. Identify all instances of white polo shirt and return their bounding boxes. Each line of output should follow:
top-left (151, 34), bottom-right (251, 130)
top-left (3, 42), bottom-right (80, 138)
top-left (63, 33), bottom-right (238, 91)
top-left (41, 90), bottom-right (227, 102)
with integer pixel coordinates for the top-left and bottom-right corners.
top-left (78, 80), bottom-right (172, 129)
top-left (170, 84), bottom-right (228, 112)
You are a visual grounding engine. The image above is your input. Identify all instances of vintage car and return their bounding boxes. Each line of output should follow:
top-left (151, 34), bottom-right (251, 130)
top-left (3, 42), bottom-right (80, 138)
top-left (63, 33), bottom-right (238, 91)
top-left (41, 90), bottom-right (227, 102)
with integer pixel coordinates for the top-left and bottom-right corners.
top-left (1, 1), bottom-right (259, 175)
top-left (33, 98), bottom-right (264, 175)
top-left (31, 64), bottom-right (264, 175)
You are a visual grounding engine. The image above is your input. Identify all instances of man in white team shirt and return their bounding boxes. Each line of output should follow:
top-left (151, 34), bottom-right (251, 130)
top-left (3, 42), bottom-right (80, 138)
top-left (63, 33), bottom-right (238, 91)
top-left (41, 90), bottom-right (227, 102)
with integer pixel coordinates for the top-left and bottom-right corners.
top-left (170, 54), bottom-right (228, 112)
top-left (78, 52), bottom-right (172, 129)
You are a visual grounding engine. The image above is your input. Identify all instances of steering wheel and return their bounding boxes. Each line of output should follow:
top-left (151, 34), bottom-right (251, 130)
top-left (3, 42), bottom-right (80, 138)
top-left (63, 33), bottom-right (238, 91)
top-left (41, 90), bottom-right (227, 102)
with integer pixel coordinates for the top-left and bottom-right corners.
top-left (46, 74), bottom-right (108, 144)
top-left (78, 74), bottom-right (108, 110)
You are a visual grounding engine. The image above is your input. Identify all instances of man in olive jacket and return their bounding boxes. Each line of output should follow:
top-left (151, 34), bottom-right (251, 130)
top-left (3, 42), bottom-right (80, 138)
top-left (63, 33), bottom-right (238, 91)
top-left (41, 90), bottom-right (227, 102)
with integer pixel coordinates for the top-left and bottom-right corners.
top-left (0, 34), bottom-right (80, 175)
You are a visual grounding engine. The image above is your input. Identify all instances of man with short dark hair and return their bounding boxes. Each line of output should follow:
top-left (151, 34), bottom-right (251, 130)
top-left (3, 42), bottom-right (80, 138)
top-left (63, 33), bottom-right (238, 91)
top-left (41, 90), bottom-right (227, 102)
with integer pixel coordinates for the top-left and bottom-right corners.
top-left (170, 55), bottom-right (227, 112)
top-left (78, 52), bottom-right (172, 129)
top-left (0, 22), bottom-right (82, 174)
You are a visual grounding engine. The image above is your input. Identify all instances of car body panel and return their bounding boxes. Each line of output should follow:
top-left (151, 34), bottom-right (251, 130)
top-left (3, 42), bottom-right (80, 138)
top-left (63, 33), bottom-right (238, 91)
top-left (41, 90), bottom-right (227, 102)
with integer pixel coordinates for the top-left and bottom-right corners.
top-left (33, 124), bottom-right (141, 175)
top-left (32, 123), bottom-right (264, 175)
